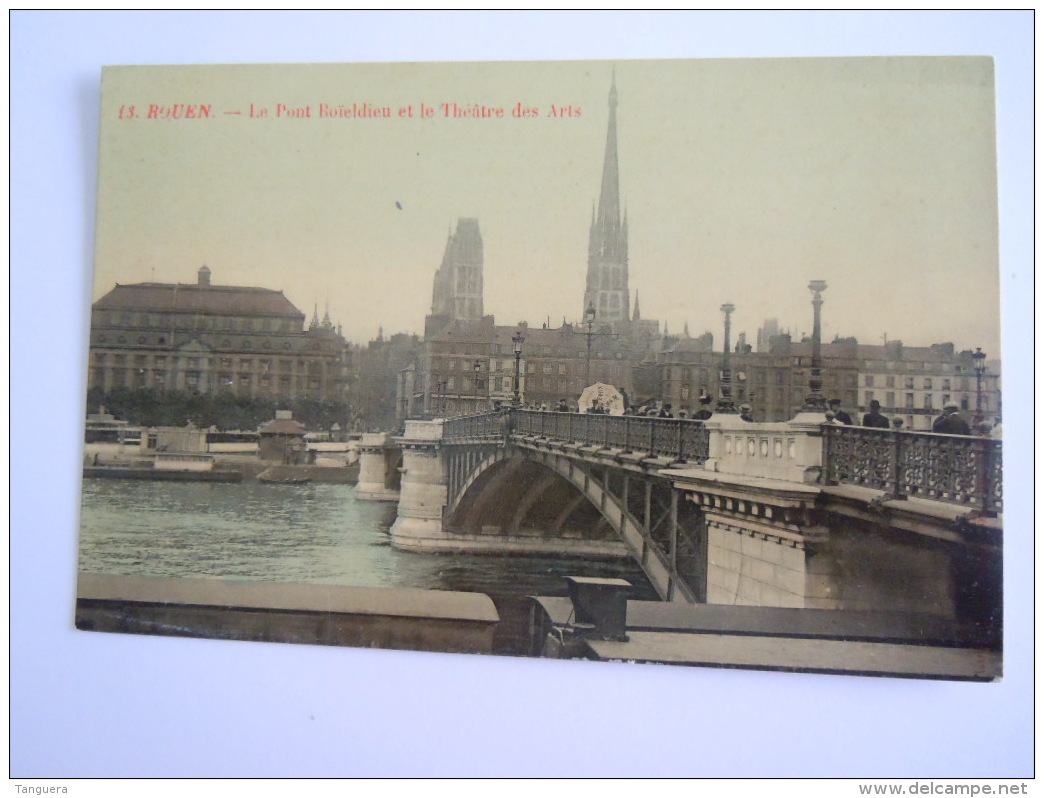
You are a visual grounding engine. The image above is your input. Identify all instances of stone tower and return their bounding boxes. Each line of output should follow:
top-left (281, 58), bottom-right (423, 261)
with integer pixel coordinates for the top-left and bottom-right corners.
top-left (430, 218), bottom-right (484, 322)
top-left (583, 74), bottom-right (629, 325)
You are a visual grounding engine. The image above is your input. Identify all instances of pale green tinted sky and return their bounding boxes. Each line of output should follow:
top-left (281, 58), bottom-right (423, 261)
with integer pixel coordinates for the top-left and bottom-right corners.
top-left (94, 57), bottom-right (999, 354)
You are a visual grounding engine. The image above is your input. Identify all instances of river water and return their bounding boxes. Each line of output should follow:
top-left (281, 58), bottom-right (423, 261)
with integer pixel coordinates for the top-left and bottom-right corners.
top-left (78, 479), bottom-right (659, 654)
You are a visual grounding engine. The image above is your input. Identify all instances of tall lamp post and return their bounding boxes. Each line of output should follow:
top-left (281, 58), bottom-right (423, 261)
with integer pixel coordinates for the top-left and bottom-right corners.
top-left (512, 331), bottom-right (526, 407)
top-left (473, 360), bottom-right (482, 412)
top-left (573, 303), bottom-right (618, 390)
top-left (436, 379), bottom-right (447, 417)
top-left (716, 303), bottom-right (737, 413)
top-left (972, 347), bottom-right (987, 433)
top-left (583, 303), bottom-right (596, 386)
top-left (801, 280), bottom-right (829, 413)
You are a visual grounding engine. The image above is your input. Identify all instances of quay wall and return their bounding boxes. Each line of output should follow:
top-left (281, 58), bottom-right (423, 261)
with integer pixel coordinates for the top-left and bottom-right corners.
top-left (76, 574), bottom-right (499, 655)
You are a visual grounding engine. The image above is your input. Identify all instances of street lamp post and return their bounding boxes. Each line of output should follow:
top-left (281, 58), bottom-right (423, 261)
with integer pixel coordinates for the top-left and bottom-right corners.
top-left (512, 331), bottom-right (526, 407)
top-left (573, 303), bottom-right (618, 392)
top-left (473, 360), bottom-right (482, 413)
top-left (716, 303), bottom-right (737, 413)
top-left (436, 379), bottom-right (447, 417)
top-left (583, 303), bottom-right (596, 386)
top-left (972, 347), bottom-right (987, 433)
top-left (802, 280), bottom-right (829, 413)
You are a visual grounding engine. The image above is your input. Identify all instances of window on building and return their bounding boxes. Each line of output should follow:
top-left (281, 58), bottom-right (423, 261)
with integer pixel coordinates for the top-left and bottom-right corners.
top-left (904, 377), bottom-right (914, 389)
top-left (924, 394), bottom-right (933, 410)
top-left (864, 375), bottom-right (874, 387)
top-left (558, 363), bottom-right (567, 375)
top-left (886, 392), bottom-right (895, 408)
top-left (905, 393), bottom-right (914, 408)
top-left (942, 378), bottom-right (951, 390)
top-left (865, 391), bottom-right (874, 405)
top-left (961, 396), bottom-right (969, 410)
top-left (923, 378), bottom-right (932, 390)
top-left (885, 375), bottom-right (895, 388)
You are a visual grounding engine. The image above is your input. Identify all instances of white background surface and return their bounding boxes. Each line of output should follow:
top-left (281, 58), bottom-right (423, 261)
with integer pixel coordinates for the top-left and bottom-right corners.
top-left (10, 11), bottom-right (1033, 777)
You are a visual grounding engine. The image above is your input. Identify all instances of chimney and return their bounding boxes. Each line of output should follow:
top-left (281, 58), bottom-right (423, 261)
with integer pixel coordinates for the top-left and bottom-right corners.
top-left (198, 265), bottom-right (211, 286)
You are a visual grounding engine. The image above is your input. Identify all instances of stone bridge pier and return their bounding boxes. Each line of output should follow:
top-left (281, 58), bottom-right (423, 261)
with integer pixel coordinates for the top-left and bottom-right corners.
top-left (354, 433), bottom-right (402, 501)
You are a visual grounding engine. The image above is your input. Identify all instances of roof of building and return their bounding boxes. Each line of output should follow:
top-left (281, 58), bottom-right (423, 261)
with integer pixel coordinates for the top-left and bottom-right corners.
top-left (94, 282), bottom-right (305, 319)
top-left (259, 418), bottom-right (307, 435)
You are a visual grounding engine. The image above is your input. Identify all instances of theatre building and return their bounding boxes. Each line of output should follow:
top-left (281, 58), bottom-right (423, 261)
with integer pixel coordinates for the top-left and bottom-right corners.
top-left (87, 266), bottom-right (348, 403)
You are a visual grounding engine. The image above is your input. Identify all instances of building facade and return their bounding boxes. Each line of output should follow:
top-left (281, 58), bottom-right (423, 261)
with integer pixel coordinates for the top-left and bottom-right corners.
top-left (88, 266), bottom-right (348, 404)
top-left (655, 334), bottom-right (1000, 429)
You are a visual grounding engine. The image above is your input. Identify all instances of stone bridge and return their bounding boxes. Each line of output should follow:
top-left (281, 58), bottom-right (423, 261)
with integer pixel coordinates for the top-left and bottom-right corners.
top-left (357, 409), bottom-right (1002, 628)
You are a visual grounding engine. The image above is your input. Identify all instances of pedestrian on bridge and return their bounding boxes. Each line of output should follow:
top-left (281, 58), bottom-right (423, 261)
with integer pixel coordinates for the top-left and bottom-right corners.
top-left (862, 400), bottom-right (890, 428)
top-left (694, 395), bottom-right (713, 421)
top-left (932, 403), bottom-right (971, 435)
top-left (828, 398), bottom-right (854, 425)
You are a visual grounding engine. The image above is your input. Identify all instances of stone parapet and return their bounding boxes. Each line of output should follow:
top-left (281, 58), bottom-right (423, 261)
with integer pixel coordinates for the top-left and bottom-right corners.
top-left (702, 413), bottom-right (824, 484)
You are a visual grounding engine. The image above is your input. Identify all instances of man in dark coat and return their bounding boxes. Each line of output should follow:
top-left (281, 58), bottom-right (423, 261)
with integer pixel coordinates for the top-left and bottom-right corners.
top-left (828, 398), bottom-right (854, 425)
top-left (694, 395), bottom-right (713, 421)
top-left (932, 403), bottom-right (971, 435)
top-left (862, 399), bottom-right (891, 429)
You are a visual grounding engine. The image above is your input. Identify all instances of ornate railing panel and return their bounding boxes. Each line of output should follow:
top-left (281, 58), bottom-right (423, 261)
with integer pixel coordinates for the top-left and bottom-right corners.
top-left (442, 411), bottom-right (503, 442)
top-left (510, 410), bottom-right (709, 464)
top-left (822, 426), bottom-right (1002, 514)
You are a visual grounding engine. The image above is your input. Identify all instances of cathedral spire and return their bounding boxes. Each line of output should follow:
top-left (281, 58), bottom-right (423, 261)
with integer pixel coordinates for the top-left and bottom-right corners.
top-left (633, 291), bottom-right (641, 321)
top-left (583, 72), bottom-right (630, 325)
top-left (597, 70), bottom-right (621, 234)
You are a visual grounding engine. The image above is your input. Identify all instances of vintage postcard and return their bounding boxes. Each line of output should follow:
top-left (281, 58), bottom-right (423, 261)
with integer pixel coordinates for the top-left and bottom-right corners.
top-left (78, 58), bottom-right (1002, 680)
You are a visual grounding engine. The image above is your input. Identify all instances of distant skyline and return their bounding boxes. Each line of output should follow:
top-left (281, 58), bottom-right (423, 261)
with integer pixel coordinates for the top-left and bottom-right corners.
top-left (93, 57), bottom-right (1001, 356)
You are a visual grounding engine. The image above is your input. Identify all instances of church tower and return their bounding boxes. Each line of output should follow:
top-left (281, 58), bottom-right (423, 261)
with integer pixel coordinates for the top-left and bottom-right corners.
top-left (430, 218), bottom-right (484, 322)
top-left (583, 74), bottom-right (629, 325)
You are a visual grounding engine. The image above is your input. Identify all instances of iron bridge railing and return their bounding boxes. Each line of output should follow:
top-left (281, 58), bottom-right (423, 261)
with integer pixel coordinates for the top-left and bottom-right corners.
top-left (821, 425), bottom-right (1002, 515)
top-left (440, 409), bottom-right (709, 463)
top-left (441, 411), bottom-right (504, 441)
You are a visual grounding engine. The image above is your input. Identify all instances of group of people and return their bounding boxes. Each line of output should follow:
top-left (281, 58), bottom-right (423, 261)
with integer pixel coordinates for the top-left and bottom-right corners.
top-left (515, 395), bottom-right (983, 437)
top-left (827, 397), bottom-right (975, 436)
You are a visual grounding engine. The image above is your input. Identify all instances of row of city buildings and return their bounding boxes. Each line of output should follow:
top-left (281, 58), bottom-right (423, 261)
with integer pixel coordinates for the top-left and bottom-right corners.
top-left (85, 77), bottom-right (1000, 433)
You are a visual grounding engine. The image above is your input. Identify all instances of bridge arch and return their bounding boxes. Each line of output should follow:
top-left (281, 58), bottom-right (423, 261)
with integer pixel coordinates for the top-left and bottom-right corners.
top-left (448, 445), bottom-right (697, 602)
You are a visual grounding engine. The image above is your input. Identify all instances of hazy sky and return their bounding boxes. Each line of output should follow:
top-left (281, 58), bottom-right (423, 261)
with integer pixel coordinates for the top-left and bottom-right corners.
top-left (94, 57), bottom-right (1000, 355)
